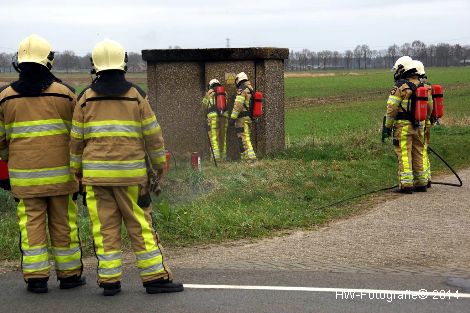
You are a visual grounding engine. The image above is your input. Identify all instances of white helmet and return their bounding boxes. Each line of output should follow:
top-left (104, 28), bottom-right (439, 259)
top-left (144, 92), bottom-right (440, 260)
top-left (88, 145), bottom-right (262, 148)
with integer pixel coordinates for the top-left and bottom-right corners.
top-left (17, 34), bottom-right (54, 70)
top-left (235, 72), bottom-right (248, 86)
top-left (208, 78), bottom-right (220, 89)
top-left (412, 60), bottom-right (425, 76)
top-left (91, 39), bottom-right (127, 73)
top-left (392, 56), bottom-right (416, 80)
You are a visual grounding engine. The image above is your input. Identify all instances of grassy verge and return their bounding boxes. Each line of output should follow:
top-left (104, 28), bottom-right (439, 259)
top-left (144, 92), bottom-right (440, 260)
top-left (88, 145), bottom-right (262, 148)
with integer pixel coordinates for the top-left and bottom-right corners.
top-left (1, 68), bottom-right (470, 260)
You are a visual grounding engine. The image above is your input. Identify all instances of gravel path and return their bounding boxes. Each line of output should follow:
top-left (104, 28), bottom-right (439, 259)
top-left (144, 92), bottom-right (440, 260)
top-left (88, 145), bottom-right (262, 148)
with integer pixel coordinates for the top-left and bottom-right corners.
top-left (2, 169), bottom-right (469, 277)
top-left (166, 169), bottom-right (470, 277)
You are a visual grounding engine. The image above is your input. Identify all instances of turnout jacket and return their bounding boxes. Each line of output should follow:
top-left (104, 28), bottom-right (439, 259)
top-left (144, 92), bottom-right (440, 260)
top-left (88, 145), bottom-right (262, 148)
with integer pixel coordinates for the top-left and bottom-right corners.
top-left (230, 82), bottom-right (253, 119)
top-left (0, 82), bottom-right (78, 198)
top-left (70, 85), bottom-right (165, 186)
top-left (385, 76), bottom-right (428, 128)
top-left (202, 88), bottom-right (229, 117)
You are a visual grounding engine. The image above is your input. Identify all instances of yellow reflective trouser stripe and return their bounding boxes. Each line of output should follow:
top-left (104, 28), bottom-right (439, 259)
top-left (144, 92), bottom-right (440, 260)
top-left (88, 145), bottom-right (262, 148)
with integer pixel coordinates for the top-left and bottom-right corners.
top-left (51, 195), bottom-right (82, 270)
top-left (18, 200), bottom-right (51, 273)
top-left (136, 249), bottom-right (163, 275)
top-left (86, 186), bottom-right (122, 278)
top-left (17, 199), bottom-right (29, 250)
top-left (128, 186), bottom-right (156, 251)
top-left (52, 249), bottom-right (82, 271)
top-left (97, 252), bottom-right (122, 278)
top-left (86, 186), bottom-right (105, 255)
top-left (209, 117), bottom-right (220, 158)
top-left (242, 122), bottom-right (256, 159)
top-left (68, 194), bottom-right (79, 247)
top-left (399, 125), bottom-right (413, 186)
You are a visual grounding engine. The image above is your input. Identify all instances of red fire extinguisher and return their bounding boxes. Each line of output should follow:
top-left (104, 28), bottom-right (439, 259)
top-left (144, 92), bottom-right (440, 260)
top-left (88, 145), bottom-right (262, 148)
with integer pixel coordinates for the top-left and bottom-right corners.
top-left (431, 84), bottom-right (444, 119)
top-left (414, 86), bottom-right (428, 122)
top-left (191, 152), bottom-right (201, 171)
top-left (251, 91), bottom-right (263, 119)
top-left (215, 86), bottom-right (226, 115)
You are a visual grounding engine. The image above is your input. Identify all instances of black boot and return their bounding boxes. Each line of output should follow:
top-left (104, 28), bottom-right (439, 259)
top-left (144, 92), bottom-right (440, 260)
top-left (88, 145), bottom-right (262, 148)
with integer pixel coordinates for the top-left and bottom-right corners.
top-left (59, 275), bottom-right (86, 289)
top-left (395, 187), bottom-right (413, 194)
top-left (100, 281), bottom-right (121, 296)
top-left (144, 279), bottom-right (184, 294)
top-left (414, 186), bottom-right (427, 192)
top-left (27, 278), bottom-right (48, 294)
top-left (427, 181), bottom-right (432, 188)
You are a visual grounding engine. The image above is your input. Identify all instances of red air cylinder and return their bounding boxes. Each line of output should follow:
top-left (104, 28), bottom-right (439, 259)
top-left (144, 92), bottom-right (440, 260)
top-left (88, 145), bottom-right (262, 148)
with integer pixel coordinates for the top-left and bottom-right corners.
top-left (252, 91), bottom-right (263, 119)
top-left (415, 86), bottom-right (428, 122)
top-left (431, 84), bottom-right (444, 119)
top-left (215, 86), bottom-right (226, 115)
top-left (0, 160), bottom-right (9, 180)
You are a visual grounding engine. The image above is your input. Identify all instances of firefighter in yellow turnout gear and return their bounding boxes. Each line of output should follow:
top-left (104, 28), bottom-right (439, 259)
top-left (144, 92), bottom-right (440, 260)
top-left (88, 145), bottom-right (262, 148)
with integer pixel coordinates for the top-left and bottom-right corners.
top-left (0, 34), bottom-right (85, 293)
top-left (231, 72), bottom-right (256, 161)
top-left (383, 56), bottom-right (428, 193)
top-left (413, 60), bottom-right (434, 188)
top-left (202, 79), bottom-right (229, 161)
top-left (69, 39), bottom-right (183, 296)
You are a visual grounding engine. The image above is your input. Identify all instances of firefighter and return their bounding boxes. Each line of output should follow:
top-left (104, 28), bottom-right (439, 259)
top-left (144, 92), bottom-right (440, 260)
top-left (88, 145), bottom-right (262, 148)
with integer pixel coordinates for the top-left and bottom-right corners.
top-left (70, 39), bottom-right (183, 296)
top-left (413, 60), bottom-right (433, 188)
top-left (230, 72), bottom-right (256, 161)
top-left (202, 79), bottom-right (229, 161)
top-left (382, 56), bottom-right (428, 193)
top-left (0, 34), bottom-right (85, 293)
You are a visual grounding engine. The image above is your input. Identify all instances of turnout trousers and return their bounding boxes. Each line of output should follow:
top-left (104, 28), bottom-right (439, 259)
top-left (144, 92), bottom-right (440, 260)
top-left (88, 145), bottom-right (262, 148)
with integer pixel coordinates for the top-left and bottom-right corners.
top-left (423, 120), bottom-right (432, 183)
top-left (234, 116), bottom-right (256, 160)
top-left (207, 113), bottom-right (228, 161)
top-left (17, 194), bottom-right (83, 281)
top-left (393, 121), bottom-right (427, 189)
top-left (85, 185), bottom-right (172, 284)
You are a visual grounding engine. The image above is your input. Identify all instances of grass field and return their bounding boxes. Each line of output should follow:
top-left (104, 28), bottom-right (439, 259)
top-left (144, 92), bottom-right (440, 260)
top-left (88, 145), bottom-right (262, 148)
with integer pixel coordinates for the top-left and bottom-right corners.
top-left (1, 67), bottom-right (470, 260)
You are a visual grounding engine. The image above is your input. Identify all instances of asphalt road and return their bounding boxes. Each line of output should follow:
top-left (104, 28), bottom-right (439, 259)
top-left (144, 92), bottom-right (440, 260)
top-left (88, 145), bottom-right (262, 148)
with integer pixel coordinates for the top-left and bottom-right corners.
top-left (0, 268), bottom-right (469, 313)
top-left (1, 169), bottom-right (469, 312)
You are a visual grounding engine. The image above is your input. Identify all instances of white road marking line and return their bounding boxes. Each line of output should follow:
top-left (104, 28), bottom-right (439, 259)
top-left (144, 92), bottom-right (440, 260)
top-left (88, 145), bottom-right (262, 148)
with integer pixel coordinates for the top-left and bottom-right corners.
top-left (183, 284), bottom-right (470, 299)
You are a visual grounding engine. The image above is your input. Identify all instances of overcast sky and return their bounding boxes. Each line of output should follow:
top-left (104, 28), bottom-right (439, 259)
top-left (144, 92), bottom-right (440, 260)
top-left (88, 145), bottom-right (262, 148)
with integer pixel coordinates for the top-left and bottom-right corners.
top-left (1, 0), bottom-right (469, 55)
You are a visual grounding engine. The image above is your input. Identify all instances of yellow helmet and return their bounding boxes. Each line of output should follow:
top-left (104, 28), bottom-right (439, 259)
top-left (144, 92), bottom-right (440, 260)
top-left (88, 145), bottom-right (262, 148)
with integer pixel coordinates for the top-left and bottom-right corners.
top-left (235, 72), bottom-right (248, 86)
top-left (412, 60), bottom-right (425, 76)
top-left (17, 34), bottom-right (54, 69)
top-left (91, 39), bottom-right (128, 73)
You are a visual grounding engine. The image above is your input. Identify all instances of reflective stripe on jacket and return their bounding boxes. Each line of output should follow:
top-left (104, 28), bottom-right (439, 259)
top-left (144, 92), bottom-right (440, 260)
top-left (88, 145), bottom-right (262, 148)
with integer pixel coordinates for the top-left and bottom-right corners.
top-left (70, 85), bottom-right (165, 186)
top-left (231, 82), bottom-right (252, 119)
top-left (0, 82), bottom-right (78, 198)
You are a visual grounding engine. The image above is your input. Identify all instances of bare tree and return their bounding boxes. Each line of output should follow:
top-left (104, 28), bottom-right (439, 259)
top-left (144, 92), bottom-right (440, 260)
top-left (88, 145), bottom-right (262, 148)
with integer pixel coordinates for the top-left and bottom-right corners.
top-left (361, 45), bottom-right (371, 69)
top-left (353, 45), bottom-right (362, 69)
top-left (387, 44), bottom-right (400, 67)
top-left (344, 50), bottom-right (353, 69)
top-left (400, 43), bottom-right (412, 56)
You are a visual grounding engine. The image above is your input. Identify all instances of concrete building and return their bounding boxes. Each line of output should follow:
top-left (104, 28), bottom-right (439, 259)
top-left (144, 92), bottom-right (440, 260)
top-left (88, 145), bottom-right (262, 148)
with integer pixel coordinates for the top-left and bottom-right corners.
top-left (142, 47), bottom-right (289, 160)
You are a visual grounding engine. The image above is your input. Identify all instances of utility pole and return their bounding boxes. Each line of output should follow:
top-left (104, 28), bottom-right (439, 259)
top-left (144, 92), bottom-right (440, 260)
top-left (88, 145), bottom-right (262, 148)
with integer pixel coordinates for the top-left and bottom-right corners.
top-left (226, 38), bottom-right (230, 48)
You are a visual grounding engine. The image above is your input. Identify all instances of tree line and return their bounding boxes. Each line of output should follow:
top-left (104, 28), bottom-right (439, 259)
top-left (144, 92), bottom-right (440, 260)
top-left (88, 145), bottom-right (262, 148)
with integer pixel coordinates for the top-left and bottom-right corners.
top-left (286, 41), bottom-right (470, 71)
top-left (0, 51), bottom-right (146, 73)
top-left (1, 41), bottom-right (469, 73)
